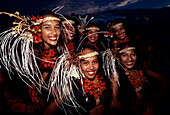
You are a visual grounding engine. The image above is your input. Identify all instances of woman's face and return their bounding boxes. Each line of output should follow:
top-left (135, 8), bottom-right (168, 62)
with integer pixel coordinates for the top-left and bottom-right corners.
top-left (87, 29), bottom-right (99, 43)
top-left (41, 15), bottom-right (61, 49)
top-left (120, 49), bottom-right (137, 69)
top-left (80, 48), bottom-right (99, 79)
top-left (63, 23), bottom-right (75, 41)
top-left (113, 24), bottom-right (126, 40)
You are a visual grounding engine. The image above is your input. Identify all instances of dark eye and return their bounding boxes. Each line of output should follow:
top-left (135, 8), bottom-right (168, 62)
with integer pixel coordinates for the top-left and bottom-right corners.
top-left (44, 26), bottom-right (51, 29)
top-left (93, 60), bottom-right (98, 64)
top-left (55, 25), bottom-right (60, 30)
top-left (131, 53), bottom-right (136, 56)
top-left (122, 53), bottom-right (127, 57)
top-left (120, 27), bottom-right (124, 30)
top-left (83, 61), bottom-right (88, 65)
top-left (114, 30), bottom-right (118, 33)
top-left (88, 31), bottom-right (93, 34)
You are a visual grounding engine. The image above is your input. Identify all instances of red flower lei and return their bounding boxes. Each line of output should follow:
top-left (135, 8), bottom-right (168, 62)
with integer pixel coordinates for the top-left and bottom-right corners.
top-left (82, 75), bottom-right (106, 99)
top-left (66, 42), bottom-right (74, 51)
top-left (39, 48), bottom-right (57, 69)
top-left (113, 36), bottom-right (130, 48)
top-left (87, 41), bottom-right (98, 50)
top-left (66, 41), bottom-right (75, 56)
top-left (125, 69), bottom-right (147, 89)
top-left (31, 16), bottom-right (43, 43)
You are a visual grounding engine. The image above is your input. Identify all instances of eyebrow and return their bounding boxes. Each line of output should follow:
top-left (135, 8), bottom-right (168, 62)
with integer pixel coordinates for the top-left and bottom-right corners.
top-left (42, 23), bottom-right (60, 27)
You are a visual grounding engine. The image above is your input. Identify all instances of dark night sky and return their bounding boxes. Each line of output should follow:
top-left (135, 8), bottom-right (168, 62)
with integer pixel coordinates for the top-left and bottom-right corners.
top-left (0, 0), bottom-right (170, 15)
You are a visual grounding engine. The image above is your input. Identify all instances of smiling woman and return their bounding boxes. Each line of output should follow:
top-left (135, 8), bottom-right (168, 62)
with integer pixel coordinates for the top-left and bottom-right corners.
top-left (110, 41), bottom-right (170, 115)
top-left (79, 48), bottom-right (99, 79)
top-left (0, 9), bottom-right (67, 114)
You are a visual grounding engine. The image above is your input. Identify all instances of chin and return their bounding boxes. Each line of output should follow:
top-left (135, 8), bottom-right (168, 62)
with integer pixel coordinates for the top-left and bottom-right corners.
top-left (50, 42), bottom-right (58, 46)
top-left (126, 66), bottom-right (133, 69)
top-left (68, 38), bottom-right (74, 41)
top-left (86, 75), bottom-right (95, 80)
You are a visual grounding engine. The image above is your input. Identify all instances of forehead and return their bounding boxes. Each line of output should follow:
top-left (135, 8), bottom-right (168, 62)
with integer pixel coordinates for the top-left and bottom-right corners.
top-left (81, 48), bottom-right (98, 60)
top-left (121, 49), bottom-right (135, 54)
top-left (88, 29), bottom-right (98, 33)
top-left (63, 23), bottom-right (74, 28)
top-left (82, 48), bottom-right (94, 54)
top-left (41, 20), bottom-right (60, 26)
top-left (113, 24), bottom-right (124, 30)
top-left (41, 15), bottom-right (60, 25)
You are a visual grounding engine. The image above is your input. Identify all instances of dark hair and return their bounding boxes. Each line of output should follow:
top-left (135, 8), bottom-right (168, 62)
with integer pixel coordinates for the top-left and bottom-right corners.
top-left (34, 10), bottom-right (65, 54)
top-left (117, 41), bottom-right (143, 69)
top-left (37, 10), bottom-right (56, 17)
top-left (109, 18), bottom-right (136, 41)
top-left (110, 18), bottom-right (128, 32)
top-left (78, 44), bottom-right (105, 77)
top-left (61, 15), bottom-right (79, 47)
top-left (78, 44), bottom-right (99, 54)
top-left (78, 44), bottom-right (101, 62)
top-left (117, 41), bottom-right (137, 53)
top-left (36, 10), bottom-right (62, 26)
top-left (85, 22), bottom-right (100, 33)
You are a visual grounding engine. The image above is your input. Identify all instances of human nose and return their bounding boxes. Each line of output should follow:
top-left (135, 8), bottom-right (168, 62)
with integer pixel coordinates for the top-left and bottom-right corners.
top-left (89, 63), bottom-right (94, 70)
top-left (51, 28), bottom-right (57, 36)
top-left (127, 55), bottom-right (132, 61)
top-left (118, 30), bottom-right (122, 35)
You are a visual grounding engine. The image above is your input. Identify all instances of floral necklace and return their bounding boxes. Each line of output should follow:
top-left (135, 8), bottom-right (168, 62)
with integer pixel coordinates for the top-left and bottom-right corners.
top-left (87, 41), bottom-right (98, 50)
top-left (39, 48), bottom-right (57, 69)
top-left (113, 36), bottom-right (130, 48)
top-left (66, 41), bottom-right (75, 56)
top-left (125, 68), bottom-right (147, 89)
top-left (82, 75), bottom-right (106, 99)
top-left (66, 41), bottom-right (74, 51)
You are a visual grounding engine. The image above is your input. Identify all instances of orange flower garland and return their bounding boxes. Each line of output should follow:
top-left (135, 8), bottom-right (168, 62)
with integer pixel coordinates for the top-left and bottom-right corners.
top-left (125, 69), bottom-right (147, 89)
top-left (39, 48), bottom-right (57, 69)
top-left (87, 41), bottom-right (98, 50)
top-left (82, 75), bottom-right (106, 99)
top-left (66, 42), bottom-right (74, 51)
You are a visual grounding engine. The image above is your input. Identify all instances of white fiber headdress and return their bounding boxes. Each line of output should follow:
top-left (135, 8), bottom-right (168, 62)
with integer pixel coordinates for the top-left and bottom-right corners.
top-left (102, 49), bottom-right (119, 86)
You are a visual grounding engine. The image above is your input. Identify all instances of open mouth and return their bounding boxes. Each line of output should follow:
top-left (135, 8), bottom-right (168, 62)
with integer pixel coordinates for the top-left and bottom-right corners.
top-left (49, 37), bottom-right (58, 41)
top-left (87, 71), bottom-right (95, 76)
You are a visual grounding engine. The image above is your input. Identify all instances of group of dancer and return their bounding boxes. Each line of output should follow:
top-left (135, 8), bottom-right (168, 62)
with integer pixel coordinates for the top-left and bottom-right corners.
top-left (0, 8), bottom-right (169, 115)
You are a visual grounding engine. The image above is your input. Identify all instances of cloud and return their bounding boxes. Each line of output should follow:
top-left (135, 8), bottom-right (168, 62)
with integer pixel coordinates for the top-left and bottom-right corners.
top-left (53, 0), bottom-right (140, 15)
top-left (115, 0), bottom-right (139, 7)
top-left (84, 0), bottom-right (139, 14)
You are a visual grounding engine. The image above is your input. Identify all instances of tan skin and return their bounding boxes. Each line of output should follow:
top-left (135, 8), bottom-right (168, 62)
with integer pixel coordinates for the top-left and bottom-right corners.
top-left (40, 15), bottom-right (61, 81)
top-left (112, 48), bottom-right (169, 114)
top-left (43, 48), bottom-right (105, 115)
top-left (80, 48), bottom-right (99, 80)
top-left (80, 48), bottom-right (106, 114)
top-left (113, 23), bottom-right (126, 40)
top-left (41, 15), bottom-right (61, 50)
top-left (110, 49), bottom-right (144, 114)
top-left (62, 22), bottom-right (75, 41)
top-left (120, 49), bottom-right (137, 69)
top-left (110, 50), bottom-right (138, 109)
top-left (86, 29), bottom-right (99, 43)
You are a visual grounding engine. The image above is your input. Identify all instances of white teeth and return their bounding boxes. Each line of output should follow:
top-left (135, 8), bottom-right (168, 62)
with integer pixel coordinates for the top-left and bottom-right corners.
top-left (69, 34), bottom-right (73, 36)
top-left (49, 37), bottom-right (56, 40)
top-left (88, 72), bottom-right (94, 75)
top-left (91, 38), bottom-right (96, 40)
